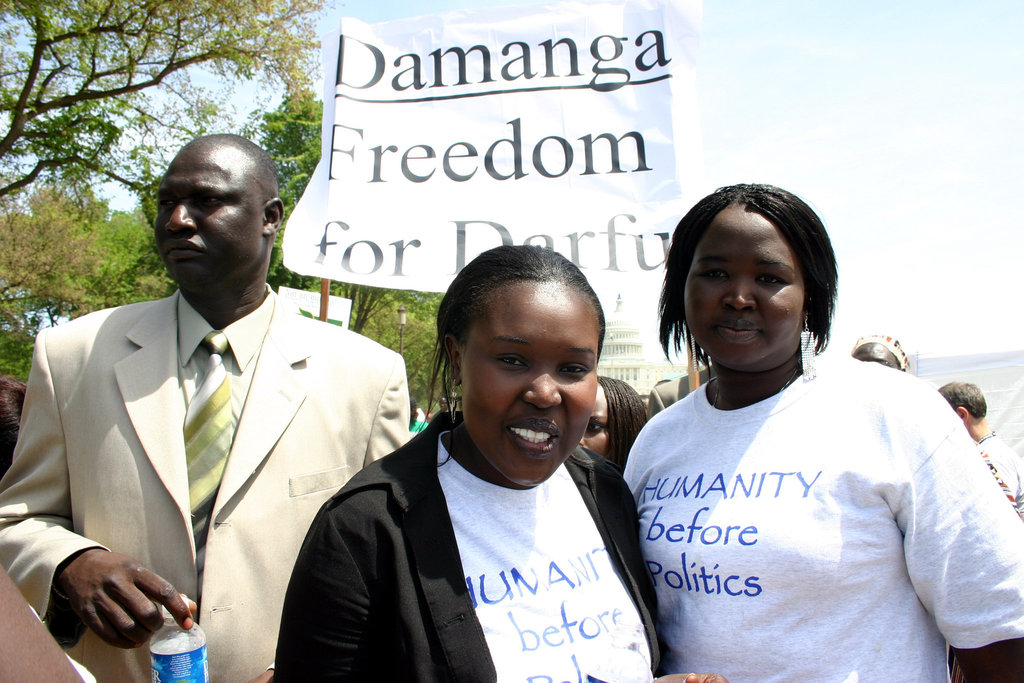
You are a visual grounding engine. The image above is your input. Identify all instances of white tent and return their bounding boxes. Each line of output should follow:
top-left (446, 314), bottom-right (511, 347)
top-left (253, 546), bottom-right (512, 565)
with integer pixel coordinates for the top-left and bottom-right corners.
top-left (912, 349), bottom-right (1024, 458)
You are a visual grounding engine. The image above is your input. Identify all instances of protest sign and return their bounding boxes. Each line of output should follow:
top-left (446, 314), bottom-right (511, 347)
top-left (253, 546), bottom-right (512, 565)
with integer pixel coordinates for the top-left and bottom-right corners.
top-left (283, 0), bottom-right (702, 315)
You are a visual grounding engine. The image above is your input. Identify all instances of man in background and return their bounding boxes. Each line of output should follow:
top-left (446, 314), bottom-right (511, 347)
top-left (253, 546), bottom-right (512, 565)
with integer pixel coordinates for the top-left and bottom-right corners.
top-left (647, 367), bottom-right (710, 418)
top-left (938, 381), bottom-right (1023, 520)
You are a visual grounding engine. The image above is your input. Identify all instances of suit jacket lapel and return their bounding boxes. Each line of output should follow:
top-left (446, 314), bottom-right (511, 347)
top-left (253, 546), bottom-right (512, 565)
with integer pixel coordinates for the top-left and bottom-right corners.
top-left (115, 294), bottom-right (191, 516)
top-left (215, 301), bottom-right (308, 513)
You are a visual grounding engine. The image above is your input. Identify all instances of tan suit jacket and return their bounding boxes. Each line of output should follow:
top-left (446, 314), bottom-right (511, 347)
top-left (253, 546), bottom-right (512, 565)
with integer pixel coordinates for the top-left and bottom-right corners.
top-left (0, 291), bottom-right (410, 682)
top-left (646, 368), bottom-right (711, 419)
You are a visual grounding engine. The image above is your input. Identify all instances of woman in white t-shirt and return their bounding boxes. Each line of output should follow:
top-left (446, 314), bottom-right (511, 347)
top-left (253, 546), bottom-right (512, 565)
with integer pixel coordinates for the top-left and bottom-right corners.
top-left (275, 245), bottom-right (727, 683)
top-left (624, 184), bottom-right (1024, 682)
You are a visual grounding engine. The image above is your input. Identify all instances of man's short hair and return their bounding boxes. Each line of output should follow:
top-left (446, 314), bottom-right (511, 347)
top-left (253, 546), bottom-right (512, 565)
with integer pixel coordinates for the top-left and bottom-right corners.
top-left (178, 134), bottom-right (280, 196)
top-left (938, 381), bottom-right (987, 419)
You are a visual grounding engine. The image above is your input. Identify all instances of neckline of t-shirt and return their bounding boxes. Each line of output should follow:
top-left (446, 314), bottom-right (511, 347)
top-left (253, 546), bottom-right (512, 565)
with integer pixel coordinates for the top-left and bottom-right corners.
top-left (691, 369), bottom-right (817, 426)
top-left (435, 431), bottom-right (571, 501)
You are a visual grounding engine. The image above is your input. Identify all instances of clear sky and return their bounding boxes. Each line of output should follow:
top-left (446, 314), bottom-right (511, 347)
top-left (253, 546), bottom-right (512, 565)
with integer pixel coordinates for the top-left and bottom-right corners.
top-left (309, 0), bottom-right (1023, 363)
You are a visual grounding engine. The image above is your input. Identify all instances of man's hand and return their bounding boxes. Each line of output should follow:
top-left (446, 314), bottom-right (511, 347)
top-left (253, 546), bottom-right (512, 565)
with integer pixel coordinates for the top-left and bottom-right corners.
top-left (54, 548), bottom-right (193, 648)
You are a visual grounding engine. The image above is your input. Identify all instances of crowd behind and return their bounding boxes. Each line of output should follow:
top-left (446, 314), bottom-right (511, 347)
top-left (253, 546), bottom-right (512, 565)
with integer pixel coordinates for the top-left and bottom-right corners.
top-left (0, 135), bottom-right (1021, 682)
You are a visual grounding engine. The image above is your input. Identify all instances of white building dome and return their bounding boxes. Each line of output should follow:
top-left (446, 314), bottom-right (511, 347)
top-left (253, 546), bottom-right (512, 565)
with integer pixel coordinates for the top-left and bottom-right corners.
top-left (598, 294), bottom-right (678, 398)
top-left (603, 294), bottom-right (644, 361)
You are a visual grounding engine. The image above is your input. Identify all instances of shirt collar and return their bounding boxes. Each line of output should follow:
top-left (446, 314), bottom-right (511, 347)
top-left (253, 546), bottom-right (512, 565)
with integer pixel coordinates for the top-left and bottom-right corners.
top-left (177, 287), bottom-right (276, 370)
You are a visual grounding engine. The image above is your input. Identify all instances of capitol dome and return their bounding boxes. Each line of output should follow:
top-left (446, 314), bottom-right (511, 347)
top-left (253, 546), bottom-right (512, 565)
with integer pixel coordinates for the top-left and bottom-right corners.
top-left (603, 294), bottom-right (645, 360)
top-left (597, 294), bottom-right (677, 397)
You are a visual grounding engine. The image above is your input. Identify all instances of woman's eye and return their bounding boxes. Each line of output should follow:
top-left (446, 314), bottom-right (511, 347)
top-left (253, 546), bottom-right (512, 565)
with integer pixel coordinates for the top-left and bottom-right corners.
top-left (585, 421), bottom-right (606, 435)
top-left (497, 356), bottom-right (524, 367)
top-left (758, 274), bottom-right (786, 285)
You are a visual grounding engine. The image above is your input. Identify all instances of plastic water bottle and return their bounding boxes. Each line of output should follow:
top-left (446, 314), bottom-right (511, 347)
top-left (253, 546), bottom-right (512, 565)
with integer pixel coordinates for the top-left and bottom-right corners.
top-left (150, 605), bottom-right (209, 683)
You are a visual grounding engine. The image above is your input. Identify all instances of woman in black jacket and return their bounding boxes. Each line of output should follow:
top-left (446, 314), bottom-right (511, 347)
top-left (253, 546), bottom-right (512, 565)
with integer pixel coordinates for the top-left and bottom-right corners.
top-left (275, 245), bottom-right (723, 683)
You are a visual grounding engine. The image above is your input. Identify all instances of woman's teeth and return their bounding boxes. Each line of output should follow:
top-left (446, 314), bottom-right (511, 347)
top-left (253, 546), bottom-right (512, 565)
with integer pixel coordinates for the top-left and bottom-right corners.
top-left (510, 427), bottom-right (552, 443)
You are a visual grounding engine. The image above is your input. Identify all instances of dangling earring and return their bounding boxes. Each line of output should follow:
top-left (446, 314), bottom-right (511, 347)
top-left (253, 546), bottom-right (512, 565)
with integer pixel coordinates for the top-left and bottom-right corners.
top-left (449, 378), bottom-right (462, 415)
top-left (687, 339), bottom-right (700, 387)
top-left (800, 319), bottom-right (817, 381)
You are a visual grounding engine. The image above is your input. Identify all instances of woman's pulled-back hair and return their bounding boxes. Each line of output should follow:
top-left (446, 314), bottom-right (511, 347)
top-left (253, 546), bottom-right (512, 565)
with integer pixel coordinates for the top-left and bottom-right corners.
top-left (430, 245), bottom-right (605, 418)
top-left (597, 375), bottom-right (647, 470)
top-left (659, 184), bottom-right (838, 368)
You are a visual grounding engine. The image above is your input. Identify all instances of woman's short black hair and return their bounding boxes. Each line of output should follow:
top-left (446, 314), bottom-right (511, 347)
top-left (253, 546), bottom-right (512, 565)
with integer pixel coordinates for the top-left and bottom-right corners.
top-left (659, 184), bottom-right (838, 367)
top-left (430, 245), bottom-right (605, 415)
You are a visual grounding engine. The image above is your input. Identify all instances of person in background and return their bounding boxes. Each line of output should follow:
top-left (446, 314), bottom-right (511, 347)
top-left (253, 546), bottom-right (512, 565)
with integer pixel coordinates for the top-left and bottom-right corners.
top-left (275, 245), bottom-right (727, 683)
top-left (850, 333), bottom-right (909, 371)
top-left (646, 368), bottom-right (711, 419)
top-left (581, 375), bottom-right (648, 470)
top-left (938, 381), bottom-right (1024, 520)
top-left (0, 135), bottom-right (409, 682)
top-left (0, 375), bottom-right (26, 479)
top-left (0, 565), bottom-right (93, 682)
top-left (625, 183), bottom-right (1024, 681)
top-left (409, 396), bottom-right (429, 433)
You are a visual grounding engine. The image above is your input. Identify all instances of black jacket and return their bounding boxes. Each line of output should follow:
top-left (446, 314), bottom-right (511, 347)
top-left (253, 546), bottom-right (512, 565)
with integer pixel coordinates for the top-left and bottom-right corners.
top-left (275, 413), bottom-right (659, 681)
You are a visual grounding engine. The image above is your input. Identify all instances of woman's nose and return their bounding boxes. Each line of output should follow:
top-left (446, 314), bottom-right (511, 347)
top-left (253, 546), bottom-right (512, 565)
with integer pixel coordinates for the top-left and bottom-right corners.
top-left (523, 373), bottom-right (562, 408)
top-left (723, 280), bottom-right (756, 309)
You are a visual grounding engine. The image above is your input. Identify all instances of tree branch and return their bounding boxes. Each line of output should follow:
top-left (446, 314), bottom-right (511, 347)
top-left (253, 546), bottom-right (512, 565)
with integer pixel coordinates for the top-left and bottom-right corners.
top-left (0, 15), bottom-right (48, 160)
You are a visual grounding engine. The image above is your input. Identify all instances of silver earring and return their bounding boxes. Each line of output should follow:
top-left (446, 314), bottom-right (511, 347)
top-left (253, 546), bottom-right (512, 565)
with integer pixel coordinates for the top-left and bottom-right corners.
top-left (687, 340), bottom-right (700, 385)
top-left (800, 325), bottom-right (817, 381)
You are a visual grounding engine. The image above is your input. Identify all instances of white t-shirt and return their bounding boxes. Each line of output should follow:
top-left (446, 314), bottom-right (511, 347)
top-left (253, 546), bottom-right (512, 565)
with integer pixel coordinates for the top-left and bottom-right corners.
top-left (437, 438), bottom-right (652, 683)
top-left (624, 358), bottom-right (1024, 682)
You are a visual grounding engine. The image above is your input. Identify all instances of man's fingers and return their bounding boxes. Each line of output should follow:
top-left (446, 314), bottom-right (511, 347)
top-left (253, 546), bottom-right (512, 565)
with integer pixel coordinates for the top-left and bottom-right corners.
top-left (96, 567), bottom-right (165, 635)
top-left (76, 595), bottom-right (150, 649)
top-left (162, 592), bottom-right (195, 630)
top-left (59, 551), bottom-right (186, 646)
top-left (133, 567), bottom-right (194, 630)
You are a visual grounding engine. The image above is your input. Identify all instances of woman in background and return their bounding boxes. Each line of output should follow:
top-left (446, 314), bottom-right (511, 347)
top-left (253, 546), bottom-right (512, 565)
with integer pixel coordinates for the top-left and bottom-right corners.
top-left (850, 333), bottom-right (909, 371)
top-left (625, 183), bottom-right (1024, 681)
top-left (581, 375), bottom-right (648, 470)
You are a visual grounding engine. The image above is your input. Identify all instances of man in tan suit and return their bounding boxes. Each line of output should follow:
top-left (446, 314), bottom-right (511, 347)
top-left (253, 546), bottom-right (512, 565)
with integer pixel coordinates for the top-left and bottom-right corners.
top-left (0, 135), bottom-right (410, 681)
top-left (646, 368), bottom-right (710, 419)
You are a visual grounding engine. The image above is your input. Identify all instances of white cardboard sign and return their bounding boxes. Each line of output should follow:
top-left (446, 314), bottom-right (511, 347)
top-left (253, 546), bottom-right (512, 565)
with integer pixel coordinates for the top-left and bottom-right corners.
top-left (283, 0), bottom-right (703, 299)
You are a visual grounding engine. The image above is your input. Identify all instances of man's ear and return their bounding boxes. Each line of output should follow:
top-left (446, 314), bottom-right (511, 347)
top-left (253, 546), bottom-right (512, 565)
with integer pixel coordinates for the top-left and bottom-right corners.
top-left (263, 198), bottom-right (284, 237)
top-left (444, 334), bottom-right (462, 386)
top-left (954, 406), bottom-right (972, 425)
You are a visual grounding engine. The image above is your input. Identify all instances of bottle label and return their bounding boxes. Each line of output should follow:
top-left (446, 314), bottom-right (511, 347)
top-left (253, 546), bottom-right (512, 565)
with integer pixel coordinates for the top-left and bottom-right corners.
top-left (151, 646), bottom-right (209, 683)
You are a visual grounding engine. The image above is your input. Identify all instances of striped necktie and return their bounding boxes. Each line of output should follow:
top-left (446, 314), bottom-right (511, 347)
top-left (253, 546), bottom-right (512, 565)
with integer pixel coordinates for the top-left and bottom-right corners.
top-left (185, 331), bottom-right (233, 554)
